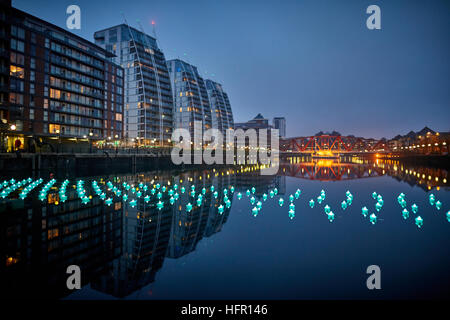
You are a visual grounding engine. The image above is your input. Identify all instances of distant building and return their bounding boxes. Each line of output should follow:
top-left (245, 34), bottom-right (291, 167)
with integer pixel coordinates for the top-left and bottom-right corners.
top-left (205, 79), bottom-right (234, 136)
top-left (272, 117), bottom-right (286, 137)
top-left (167, 59), bottom-right (212, 141)
top-left (1, 0), bottom-right (124, 152)
top-left (94, 24), bottom-right (173, 146)
top-left (234, 113), bottom-right (271, 131)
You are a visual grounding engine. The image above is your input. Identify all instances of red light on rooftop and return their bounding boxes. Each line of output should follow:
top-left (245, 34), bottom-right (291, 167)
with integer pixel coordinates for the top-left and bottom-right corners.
top-left (151, 20), bottom-right (155, 25)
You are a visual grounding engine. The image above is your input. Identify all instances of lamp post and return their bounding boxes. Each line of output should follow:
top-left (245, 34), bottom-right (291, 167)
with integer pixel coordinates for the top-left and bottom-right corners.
top-left (114, 134), bottom-right (119, 154)
top-left (89, 131), bottom-right (93, 153)
top-left (55, 129), bottom-right (60, 153)
top-left (10, 124), bottom-right (17, 152)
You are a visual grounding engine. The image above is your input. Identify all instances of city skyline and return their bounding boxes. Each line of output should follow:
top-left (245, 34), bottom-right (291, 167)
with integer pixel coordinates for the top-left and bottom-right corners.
top-left (12, 0), bottom-right (450, 139)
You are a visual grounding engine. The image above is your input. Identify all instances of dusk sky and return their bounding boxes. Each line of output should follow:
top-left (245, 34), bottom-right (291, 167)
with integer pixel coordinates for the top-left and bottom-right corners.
top-left (13, 0), bottom-right (450, 139)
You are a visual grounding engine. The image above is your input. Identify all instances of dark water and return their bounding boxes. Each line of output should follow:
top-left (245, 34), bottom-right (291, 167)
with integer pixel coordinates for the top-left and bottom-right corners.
top-left (1, 158), bottom-right (449, 299)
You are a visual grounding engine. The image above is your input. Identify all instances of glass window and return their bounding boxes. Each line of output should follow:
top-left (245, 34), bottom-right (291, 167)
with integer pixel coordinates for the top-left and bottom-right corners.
top-left (10, 65), bottom-right (25, 78)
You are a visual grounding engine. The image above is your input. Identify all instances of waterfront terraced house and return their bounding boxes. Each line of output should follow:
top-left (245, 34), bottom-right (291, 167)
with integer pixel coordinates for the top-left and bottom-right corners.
top-left (94, 24), bottom-right (173, 147)
top-left (0, 0), bottom-right (124, 152)
top-left (167, 59), bottom-right (212, 143)
top-left (205, 79), bottom-right (234, 137)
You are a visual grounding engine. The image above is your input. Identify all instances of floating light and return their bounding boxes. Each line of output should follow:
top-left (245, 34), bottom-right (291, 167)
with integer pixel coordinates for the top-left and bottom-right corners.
top-left (372, 192), bottom-right (377, 200)
top-left (226, 200), bottom-right (231, 208)
top-left (230, 186), bottom-right (235, 194)
top-left (186, 202), bottom-right (193, 212)
top-left (327, 211), bottom-right (335, 222)
top-left (218, 205), bottom-right (224, 214)
top-left (181, 186), bottom-right (186, 193)
top-left (446, 211), bottom-right (450, 222)
top-left (289, 203), bottom-right (295, 211)
top-left (429, 194), bottom-right (435, 206)
top-left (251, 187), bottom-right (256, 194)
top-left (210, 185), bottom-right (214, 192)
top-left (196, 198), bottom-right (202, 206)
top-left (289, 209), bottom-right (295, 219)
top-left (289, 194), bottom-right (294, 202)
top-left (170, 197), bottom-right (175, 205)
top-left (279, 198), bottom-right (284, 207)
top-left (370, 213), bottom-right (377, 224)
top-left (309, 199), bottom-right (315, 208)
top-left (269, 190), bottom-right (274, 198)
top-left (256, 201), bottom-right (262, 210)
top-left (202, 188), bottom-right (206, 195)
top-left (262, 193), bottom-right (268, 201)
top-left (411, 204), bottom-right (418, 214)
top-left (375, 202), bottom-right (382, 212)
top-left (246, 189), bottom-right (251, 197)
top-left (400, 199), bottom-right (407, 208)
top-left (123, 194), bottom-right (128, 202)
top-left (157, 201), bottom-right (164, 210)
top-left (340, 200), bottom-right (347, 210)
top-left (144, 195), bottom-right (150, 203)
top-left (174, 193), bottom-right (179, 200)
top-left (415, 216), bottom-right (423, 228)
top-left (436, 201), bottom-right (442, 210)
top-left (317, 196), bottom-right (323, 204)
top-left (213, 191), bottom-right (218, 198)
top-left (237, 192), bottom-right (242, 200)
top-left (274, 188), bottom-right (278, 195)
top-left (361, 206), bottom-right (369, 217)
top-left (402, 208), bottom-right (409, 219)
top-left (250, 196), bottom-right (256, 205)
top-left (252, 206), bottom-right (258, 216)
top-left (324, 205), bottom-right (331, 214)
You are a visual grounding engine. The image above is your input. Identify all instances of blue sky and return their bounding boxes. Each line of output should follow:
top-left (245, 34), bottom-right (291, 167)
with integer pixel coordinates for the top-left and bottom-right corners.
top-left (13, 0), bottom-right (450, 138)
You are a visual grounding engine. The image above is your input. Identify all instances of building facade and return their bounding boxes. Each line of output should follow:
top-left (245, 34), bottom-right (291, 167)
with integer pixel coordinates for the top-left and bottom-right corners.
top-left (167, 59), bottom-right (212, 141)
top-left (94, 24), bottom-right (173, 147)
top-left (273, 117), bottom-right (286, 137)
top-left (1, 1), bottom-right (124, 152)
top-left (205, 79), bottom-right (234, 137)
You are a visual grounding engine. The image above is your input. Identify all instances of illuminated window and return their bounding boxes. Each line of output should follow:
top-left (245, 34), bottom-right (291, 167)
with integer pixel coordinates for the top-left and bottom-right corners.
top-left (49, 124), bottom-right (61, 134)
top-left (10, 65), bottom-right (24, 78)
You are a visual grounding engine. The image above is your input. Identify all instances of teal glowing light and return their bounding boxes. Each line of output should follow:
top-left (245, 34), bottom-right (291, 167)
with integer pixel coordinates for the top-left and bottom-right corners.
top-left (81, 196), bottom-right (90, 204)
top-left (246, 189), bottom-right (251, 197)
top-left (346, 197), bottom-right (353, 206)
top-left (136, 191), bottom-right (142, 198)
top-left (429, 194), bottom-right (435, 206)
top-left (436, 201), bottom-right (442, 210)
top-left (369, 213), bottom-right (377, 224)
top-left (105, 198), bottom-right (113, 206)
top-left (317, 196), bottom-right (323, 204)
top-left (129, 200), bottom-right (137, 208)
top-left (191, 185), bottom-right (195, 192)
top-left (210, 185), bottom-right (214, 192)
top-left (190, 191), bottom-right (196, 198)
top-left (168, 189), bottom-right (174, 196)
top-left (224, 195), bottom-right (228, 202)
top-left (375, 202), bottom-right (382, 212)
top-left (361, 206), bottom-right (369, 217)
top-left (116, 190), bottom-right (122, 197)
top-left (157, 192), bottom-right (162, 199)
top-left (279, 198), bottom-right (284, 207)
top-left (169, 197), bottom-right (175, 205)
top-left (269, 190), bottom-right (274, 198)
top-left (400, 199), bottom-right (407, 208)
top-left (252, 206), bottom-right (258, 216)
top-left (174, 184), bottom-right (178, 190)
top-left (213, 191), bottom-right (218, 198)
top-left (143, 185), bottom-right (148, 191)
top-left (415, 216), bottom-right (423, 228)
top-left (377, 195), bottom-right (383, 202)
top-left (237, 192), bottom-right (242, 200)
top-left (151, 188), bottom-right (156, 195)
top-left (289, 203), bottom-right (295, 211)
top-left (144, 195), bottom-right (150, 203)
top-left (446, 211), bottom-right (450, 222)
top-left (230, 186), bottom-right (235, 193)
top-left (309, 199), bottom-right (315, 208)
top-left (157, 201), bottom-right (164, 210)
top-left (411, 204), bottom-right (418, 214)
top-left (377, 199), bottom-right (384, 206)
top-left (372, 192), bottom-right (377, 200)
top-left (196, 198), bottom-right (202, 206)
top-left (174, 193), bottom-right (179, 200)
top-left (256, 201), bottom-right (262, 210)
top-left (186, 202), bottom-right (193, 212)
top-left (181, 186), bottom-right (186, 193)
top-left (218, 205), bottom-right (224, 214)
top-left (100, 193), bottom-right (106, 200)
top-left (226, 200), bottom-right (231, 208)
top-left (123, 194), bottom-right (128, 202)
top-left (402, 208), bottom-right (409, 219)
top-left (223, 189), bottom-right (228, 196)
top-left (289, 194), bottom-right (294, 202)
top-left (251, 187), bottom-right (256, 194)
top-left (288, 209), bottom-right (295, 219)
top-left (346, 190), bottom-right (351, 197)
top-left (327, 211), bottom-right (335, 222)
top-left (324, 205), bottom-right (331, 214)
top-left (274, 188), bottom-right (278, 195)
top-left (162, 186), bottom-right (166, 192)
top-left (262, 193), bottom-right (268, 201)
top-left (250, 196), bottom-right (256, 205)
top-left (202, 188), bottom-right (206, 195)
top-left (139, 183), bottom-right (143, 189)
top-left (156, 183), bottom-right (160, 189)
top-left (341, 200), bottom-right (347, 210)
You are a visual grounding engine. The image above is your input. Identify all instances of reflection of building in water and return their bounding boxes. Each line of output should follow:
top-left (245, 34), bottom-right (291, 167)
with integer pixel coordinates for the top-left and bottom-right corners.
top-left (235, 170), bottom-right (286, 196)
top-left (167, 171), bottom-right (234, 258)
top-left (281, 156), bottom-right (449, 190)
top-left (0, 186), bottom-right (123, 299)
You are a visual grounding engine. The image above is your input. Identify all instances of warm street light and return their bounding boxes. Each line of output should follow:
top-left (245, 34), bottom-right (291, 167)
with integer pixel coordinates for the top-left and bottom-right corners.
top-left (10, 124), bottom-right (16, 131)
top-left (89, 132), bottom-right (93, 137)
top-left (115, 134), bottom-right (118, 139)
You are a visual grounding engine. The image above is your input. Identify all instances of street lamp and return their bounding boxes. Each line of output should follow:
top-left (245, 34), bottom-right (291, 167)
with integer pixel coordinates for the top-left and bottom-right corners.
top-left (10, 124), bottom-right (16, 131)
top-left (89, 131), bottom-right (93, 153)
top-left (55, 129), bottom-right (60, 153)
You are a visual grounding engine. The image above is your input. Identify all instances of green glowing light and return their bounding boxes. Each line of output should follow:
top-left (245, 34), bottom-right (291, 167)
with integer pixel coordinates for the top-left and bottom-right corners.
top-left (324, 205), bottom-right (331, 214)
top-left (411, 203), bottom-right (418, 214)
top-left (279, 198), bottom-right (284, 207)
top-left (341, 200), bottom-right (347, 210)
top-left (415, 216), bottom-right (423, 228)
top-left (402, 208), bottom-right (409, 219)
top-left (252, 206), bottom-right (258, 216)
top-left (436, 201), bottom-right (442, 210)
top-left (309, 199), bottom-right (315, 208)
top-left (361, 206), bottom-right (368, 217)
top-left (237, 192), bottom-right (242, 200)
top-left (370, 213), bottom-right (377, 224)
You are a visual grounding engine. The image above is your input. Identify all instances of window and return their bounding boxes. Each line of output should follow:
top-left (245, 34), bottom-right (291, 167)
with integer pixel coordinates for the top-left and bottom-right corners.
top-left (11, 26), bottom-right (25, 39)
top-left (10, 38), bottom-right (25, 52)
top-left (10, 78), bottom-right (24, 91)
top-left (30, 71), bottom-right (35, 81)
top-left (30, 83), bottom-right (35, 94)
top-left (44, 99), bottom-right (48, 109)
top-left (9, 93), bottom-right (24, 104)
top-left (115, 113), bottom-right (122, 121)
top-left (10, 65), bottom-right (24, 78)
top-left (30, 95), bottom-right (35, 107)
top-left (29, 108), bottom-right (34, 120)
top-left (30, 58), bottom-right (36, 69)
top-left (10, 52), bottom-right (24, 65)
